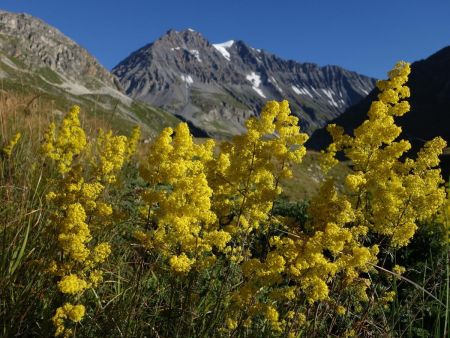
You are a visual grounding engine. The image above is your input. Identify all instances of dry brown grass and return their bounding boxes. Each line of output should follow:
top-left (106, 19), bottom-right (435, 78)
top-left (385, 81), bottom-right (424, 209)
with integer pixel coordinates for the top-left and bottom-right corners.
top-left (0, 90), bottom-right (116, 145)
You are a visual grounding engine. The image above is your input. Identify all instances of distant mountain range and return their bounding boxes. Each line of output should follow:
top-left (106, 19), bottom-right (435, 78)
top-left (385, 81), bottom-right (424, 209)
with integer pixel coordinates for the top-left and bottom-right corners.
top-left (112, 29), bottom-right (376, 137)
top-left (307, 46), bottom-right (450, 154)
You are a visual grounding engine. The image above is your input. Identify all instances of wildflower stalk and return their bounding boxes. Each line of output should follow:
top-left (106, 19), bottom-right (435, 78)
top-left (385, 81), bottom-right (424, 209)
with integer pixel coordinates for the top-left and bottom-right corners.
top-left (42, 106), bottom-right (139, 337)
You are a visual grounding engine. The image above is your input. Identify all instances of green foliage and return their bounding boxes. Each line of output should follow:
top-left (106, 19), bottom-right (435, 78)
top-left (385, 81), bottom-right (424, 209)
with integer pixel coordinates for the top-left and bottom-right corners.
top-left (390, 220), bottom-right (449, 337)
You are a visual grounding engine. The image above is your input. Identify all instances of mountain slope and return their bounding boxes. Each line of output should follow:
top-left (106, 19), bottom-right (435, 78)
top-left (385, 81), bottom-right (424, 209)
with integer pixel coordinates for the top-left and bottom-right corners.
top-left (0, 10), bottom-right (118, 90)
top-left (113, 29), bottom-right (376, 137)
top-left (0, 10), bottom-right (180, 136)
top-left (307, 46), bottom-right (450, 152)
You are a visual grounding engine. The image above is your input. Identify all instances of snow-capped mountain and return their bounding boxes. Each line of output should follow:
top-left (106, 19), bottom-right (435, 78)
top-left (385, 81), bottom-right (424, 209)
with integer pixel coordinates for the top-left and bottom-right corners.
top-left (113, 28), bottom-right (376, 137)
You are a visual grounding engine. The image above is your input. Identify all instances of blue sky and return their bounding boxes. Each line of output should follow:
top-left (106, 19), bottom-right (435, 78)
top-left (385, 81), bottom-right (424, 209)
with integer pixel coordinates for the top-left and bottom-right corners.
top-left (1, 0), bottom-right (449, 78)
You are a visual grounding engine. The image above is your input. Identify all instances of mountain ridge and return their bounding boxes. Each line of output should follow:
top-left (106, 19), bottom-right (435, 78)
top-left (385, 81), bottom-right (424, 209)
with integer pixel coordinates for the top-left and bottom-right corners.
top-left (113, 28), bottom-right (377, 137)
top-left (307, 45), bottom-right (450, 152)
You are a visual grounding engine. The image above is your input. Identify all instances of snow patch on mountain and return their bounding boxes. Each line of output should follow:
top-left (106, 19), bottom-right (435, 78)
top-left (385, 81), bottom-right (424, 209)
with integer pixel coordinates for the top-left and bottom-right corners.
top-left (292, 85), bottom-right (314, 98)
top-left (181, 74), bottom-right (194, 85)
top-left (311, 87), bottom-right (322, 96)
top-left (321, 89), bottom-right (339, 107)
top-left (212, 40), bottom-right (234, 61)
top-left (302, 87), bottom-right (314, 98)
top-left (189, 49), bottom-right (202, 62)
top-left (246, 72), bottom-right (266, 98)
top-left (292, 85), bottom-right (301, 95)
top-left (269, 77), bottom-right (283, 93)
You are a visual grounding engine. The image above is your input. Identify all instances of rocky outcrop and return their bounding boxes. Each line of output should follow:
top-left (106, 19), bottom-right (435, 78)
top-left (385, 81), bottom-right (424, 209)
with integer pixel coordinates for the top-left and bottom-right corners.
top-left (0, 10), bottom-right (118, 89)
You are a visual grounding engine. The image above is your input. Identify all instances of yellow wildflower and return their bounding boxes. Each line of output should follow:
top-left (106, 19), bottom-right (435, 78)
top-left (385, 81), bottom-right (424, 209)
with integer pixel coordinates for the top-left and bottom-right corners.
top-left (92, 242), bottom-right (111, 263)
top-left (43, 106), bottom-right (131, 336)
top-left (169, 253), bottom-right (194, 273)
top-left (52, 303), bottom-right (85, 337)
top-left (42, 105), bottom-right (87, 174)
top-left (2, 132), bottom-right (21, 157)
top-left (57, 274), bottom-right (88, 295)
top-left (392, 264), bottom-right (406, 276)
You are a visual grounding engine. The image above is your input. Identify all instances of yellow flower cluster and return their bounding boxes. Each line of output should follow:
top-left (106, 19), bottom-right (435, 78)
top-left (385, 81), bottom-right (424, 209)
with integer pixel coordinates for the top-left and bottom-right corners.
top-left (209, 100), bottom-right (308, 261)
top-left (136, 100), bottom-right (308, 276)
top-left (169, 253), bottom-right (195, 273)
top-left (1, 132), bottom-right (21, 158)
top-left (137, 122), bottom-right (229, 273)
top-left (57, 274), bottom-right (88, 295)
top-left (93, 129), bottom-right (131, 183)
top-left (136, 100), bottom-right (311, 332)
top-left (226, 180), bottom-right (379, 333)
top-left (52, 303), bottom-right (85, 337)
top-left (42, 106), bottom-right (138, 336)
top-left (323, 61), bottom-right (446, 247)
top-left (125, 125), bottom-right (141, 159)
top-left (220, 63), bottom-right (446, 334)
top-left (42, 106), bottom-right (87, 174)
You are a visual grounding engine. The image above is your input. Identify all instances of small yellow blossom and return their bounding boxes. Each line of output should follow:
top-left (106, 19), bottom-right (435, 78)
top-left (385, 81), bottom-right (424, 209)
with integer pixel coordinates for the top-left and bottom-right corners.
top-left (52, 303), bottom-right (85, 337)
top-left (96, 202), bottom-right (113, 217)
top-left (57, 274), bottom-right (88, 295)
top-left (336, 305), bottom-right (346, 315)
top-left (92, 242), bottom-right (111, 263)
top-left (169, 253), bottom-right (194, 273)
top-left (392, 264), bottom-right (406, 275)
top-left (226, 318), bottom-right (238, 330)
top-left (2, 132), bottom-right (21, 157)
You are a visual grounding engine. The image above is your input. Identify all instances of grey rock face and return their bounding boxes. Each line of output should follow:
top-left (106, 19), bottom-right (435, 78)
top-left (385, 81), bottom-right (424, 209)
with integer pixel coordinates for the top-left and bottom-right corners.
top-left (0, 10), bottom-right (118, 89)
top-left (113, 29), bottom-right (376, 136)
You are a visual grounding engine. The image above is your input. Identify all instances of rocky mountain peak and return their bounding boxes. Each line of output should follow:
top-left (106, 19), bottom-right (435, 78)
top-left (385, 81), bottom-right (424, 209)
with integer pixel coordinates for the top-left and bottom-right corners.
top-left (113, 29), bottom-right (377, 137)
top-left (156, 28), bottom-right (209, 49)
